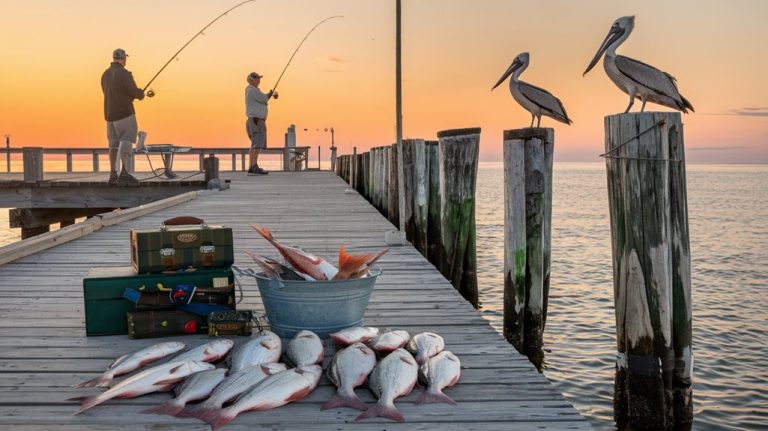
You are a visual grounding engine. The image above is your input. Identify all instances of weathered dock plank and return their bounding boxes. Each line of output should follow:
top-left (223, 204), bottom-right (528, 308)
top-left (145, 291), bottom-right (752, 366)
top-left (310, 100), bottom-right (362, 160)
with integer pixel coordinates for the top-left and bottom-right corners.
top-left (0, 171), bottom-right (590, 430)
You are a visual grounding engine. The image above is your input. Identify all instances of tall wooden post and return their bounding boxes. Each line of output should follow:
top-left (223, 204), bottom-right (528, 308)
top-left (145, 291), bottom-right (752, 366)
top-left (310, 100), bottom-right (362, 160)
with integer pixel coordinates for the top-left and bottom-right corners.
top-left (23, 147), bottom-right (44, 183)
top-left (437, 128), bottom-right (480, 307)
top-left (203, 155), bottom-right (219, 184)
top-left (502, 128), bottom-right (554, 370)
top-left (382, 146), bottom-right (390, 217)
top-left (355, 154), bottom-right (365, 194)
top-left (426, 140), bottom-right (441, 267)
top-left (388, 143), bottom-right (400, 227)
top-left (402, 139), bottom-right (429, 254)
top-left (605, 112), bottom-right (692, 430)
top-left (92, 152), bottom-right (100, 172)
top-left (351, 147), bottom-right (358, 190)
top-left (362, 152), bottom-right (371, 199)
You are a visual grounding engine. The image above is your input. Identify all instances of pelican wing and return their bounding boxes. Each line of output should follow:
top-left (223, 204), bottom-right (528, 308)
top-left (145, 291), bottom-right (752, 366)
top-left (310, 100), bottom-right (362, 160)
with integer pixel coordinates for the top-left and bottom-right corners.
top-left (615, 55), bottom-right (685, 105)
top-left (519, 82), bottom-right (572, 124)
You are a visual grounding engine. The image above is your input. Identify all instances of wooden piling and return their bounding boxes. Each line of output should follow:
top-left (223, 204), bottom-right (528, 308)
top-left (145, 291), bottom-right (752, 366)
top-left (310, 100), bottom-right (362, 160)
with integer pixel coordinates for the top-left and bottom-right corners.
top-left (22, 147), bottom-right (44, 183)
top-left (502, 128), bottom-right (554, 369)
top-left (362, 152), bottom-right (370, 199)
top-left (402, 139), bottom-right (429, 254)
top-left (351, 147), bottom-right (358, 190)
top-left (388, 143), bottom-right (400, 227)
top-left (437, 128), bottom-right (480, 307)
top-left (604, 112), bottom-right (692, 430)
top-left (66, 151), bottom-right (73, 173)
top-left (203, 155), bottom-right (219, 184)
top-left (426, 140), bottom-right (441, 266)
top-left (382, 146), bottom-right (390, 217)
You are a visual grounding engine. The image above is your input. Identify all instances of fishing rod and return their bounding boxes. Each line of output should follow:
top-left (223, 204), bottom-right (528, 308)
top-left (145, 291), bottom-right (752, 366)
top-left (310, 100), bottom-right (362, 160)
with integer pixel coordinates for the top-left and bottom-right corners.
top-left (270, 15), bottom-right (343, 94)
top-left (142, 0), bottom-right (256, 97)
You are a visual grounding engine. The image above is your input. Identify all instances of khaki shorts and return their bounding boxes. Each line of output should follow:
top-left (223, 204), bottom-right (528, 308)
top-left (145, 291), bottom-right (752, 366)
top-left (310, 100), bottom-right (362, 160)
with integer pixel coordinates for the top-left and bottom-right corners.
top-left (107, 115), bottom-right (138, 149)
top-left (246, 117), bottom-right (267, 149)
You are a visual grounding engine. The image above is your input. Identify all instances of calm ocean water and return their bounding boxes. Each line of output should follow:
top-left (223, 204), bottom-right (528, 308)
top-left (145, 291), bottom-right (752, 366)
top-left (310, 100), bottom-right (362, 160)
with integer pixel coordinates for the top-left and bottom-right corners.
top-left (1, 162), bottom-right (766, 429)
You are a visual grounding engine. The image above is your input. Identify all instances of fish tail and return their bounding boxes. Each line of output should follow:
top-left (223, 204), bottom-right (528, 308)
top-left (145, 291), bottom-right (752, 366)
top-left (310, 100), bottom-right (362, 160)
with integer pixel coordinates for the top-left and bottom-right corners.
top-left (321, 392), bottom-right (369, 411)
top-left (69, 395), bottom-right (102, 415)
top-left (141, 400), bottom-right (185, 416)
top-left (355, 402), bottom-right (405, 423)
top-left (201, 408), bottom-right (236, 431)
top-left (335, 246), bottom-right (379, 280)
top-left (251, 225), bottom-right (275, 242)
top-left (414, 389), bottom-right (457, 406)
top-left (72, 373), bottom-right (112, 388)
top-left (176, 402), bottom-right (212, 419)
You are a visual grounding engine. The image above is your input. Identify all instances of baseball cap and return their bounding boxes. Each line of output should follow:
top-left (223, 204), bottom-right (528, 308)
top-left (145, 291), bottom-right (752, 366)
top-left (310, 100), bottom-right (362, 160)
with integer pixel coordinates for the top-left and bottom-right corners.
top-left (112, 48), bottom-right (129, 59)
top-left (247, 72), bottom-right (263, 81)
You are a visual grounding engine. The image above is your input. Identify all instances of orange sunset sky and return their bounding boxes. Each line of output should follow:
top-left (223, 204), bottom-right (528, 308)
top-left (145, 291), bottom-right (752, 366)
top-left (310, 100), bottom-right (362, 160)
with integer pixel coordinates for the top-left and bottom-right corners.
top-left (0, 0), bottom-right (766, 163)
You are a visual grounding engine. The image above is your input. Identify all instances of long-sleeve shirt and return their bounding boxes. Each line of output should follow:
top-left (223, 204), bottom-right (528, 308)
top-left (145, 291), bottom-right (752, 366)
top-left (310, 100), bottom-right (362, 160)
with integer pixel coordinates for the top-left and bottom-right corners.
top-left (101, 62), bottom-right (144, 122)
top-left (245, 85), bottom-right (269, 120)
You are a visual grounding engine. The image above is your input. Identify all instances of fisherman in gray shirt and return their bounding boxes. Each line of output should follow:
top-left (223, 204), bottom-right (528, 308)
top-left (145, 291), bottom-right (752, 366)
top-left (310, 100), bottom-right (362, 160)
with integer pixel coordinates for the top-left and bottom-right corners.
top-left (245, 72), bottom-right (277, 175)
top-left (101, 48), bottom-right (145, 183)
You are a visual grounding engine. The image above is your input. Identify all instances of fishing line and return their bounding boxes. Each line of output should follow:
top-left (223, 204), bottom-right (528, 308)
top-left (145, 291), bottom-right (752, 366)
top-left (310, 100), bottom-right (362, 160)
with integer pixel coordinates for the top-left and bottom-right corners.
top-left (142, 0), bottom-right (257, 97)
top-left (271, 15), bottom-right (344, 94)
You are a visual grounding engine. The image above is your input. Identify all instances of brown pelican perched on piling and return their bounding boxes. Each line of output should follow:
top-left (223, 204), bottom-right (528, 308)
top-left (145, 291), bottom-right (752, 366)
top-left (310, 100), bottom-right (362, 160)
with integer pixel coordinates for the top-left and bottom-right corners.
top-left (492, 52), bottom-right (572, 128)
top-left (584, 16), bottom-right (694, 113)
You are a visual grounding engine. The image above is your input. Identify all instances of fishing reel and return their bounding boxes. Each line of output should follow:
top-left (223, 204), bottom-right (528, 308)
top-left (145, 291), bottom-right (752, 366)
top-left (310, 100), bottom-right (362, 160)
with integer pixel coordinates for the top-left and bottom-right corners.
top-left (146, 89), bottom-right (155, 98)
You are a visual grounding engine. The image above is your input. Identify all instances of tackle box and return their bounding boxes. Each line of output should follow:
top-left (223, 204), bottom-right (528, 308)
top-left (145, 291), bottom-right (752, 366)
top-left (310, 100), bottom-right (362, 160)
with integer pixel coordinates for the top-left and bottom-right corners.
top-left (127, 310), bottom-right (208, 339)
top-left (82, 266), bottom-right (235, 336)
top-left (130, 216), bottom-right (234, 274)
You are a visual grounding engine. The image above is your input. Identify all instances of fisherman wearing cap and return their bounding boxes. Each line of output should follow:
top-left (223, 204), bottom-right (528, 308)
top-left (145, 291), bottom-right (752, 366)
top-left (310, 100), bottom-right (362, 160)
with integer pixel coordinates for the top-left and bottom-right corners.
top-left (101, 48), bottom-right (145, 183)
top-left (245, 72), bottom-right (277, 175)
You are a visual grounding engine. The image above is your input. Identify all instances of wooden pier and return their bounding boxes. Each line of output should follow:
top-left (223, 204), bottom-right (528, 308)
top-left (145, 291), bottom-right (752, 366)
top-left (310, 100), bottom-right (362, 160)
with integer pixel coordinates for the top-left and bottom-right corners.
top-left (0, 171), bottom-right (591, 430)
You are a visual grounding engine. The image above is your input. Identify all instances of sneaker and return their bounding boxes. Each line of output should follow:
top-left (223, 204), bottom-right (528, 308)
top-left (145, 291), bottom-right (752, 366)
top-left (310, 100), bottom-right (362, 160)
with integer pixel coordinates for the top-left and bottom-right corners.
top-left (247, 166), bottom-right (260, 175)
top-left (108, 171), bottom-right (118, 183)
top-left (257, 168), bottom-right (269, 175)
top-left (117, 171), bottom-right (139, 183)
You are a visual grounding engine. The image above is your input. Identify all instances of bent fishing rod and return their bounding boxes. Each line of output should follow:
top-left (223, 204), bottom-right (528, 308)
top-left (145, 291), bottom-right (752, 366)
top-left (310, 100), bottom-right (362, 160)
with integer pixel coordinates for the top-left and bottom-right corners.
top-left (142, 0), bottom-right (256, 97)
top-left (270, 15), bottom-right (344, 94)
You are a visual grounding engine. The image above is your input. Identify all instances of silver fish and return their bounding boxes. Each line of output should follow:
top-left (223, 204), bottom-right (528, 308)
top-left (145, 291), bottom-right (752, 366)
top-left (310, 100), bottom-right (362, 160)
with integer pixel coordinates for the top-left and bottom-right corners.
top-left (229, 331), bottom-right (282, 373)
top-left (202, 365), bottom-right (323, 431)
top-left (368, 329), bottom-right (410, 354)
top-left (407, 332), bottom-right (445, 365)
top-left (73, 341), bottom-right (185, 388)
top-left (415, 350), bottom-right (461, 405)
top-left (141, 368), bottom-right (228, 416)
top-left (330, 326), bottom-right (379, 346)
top-left (178, 362), bottom-right (287, 420)
top-left (172, 339), bottom-right (234, 364)
top-left (322, 342), bottom-right (377, 411)
top-left (285, 330), bottom-right (324, 367)
top-left (356, 348), bottom-right (418, 423)
top-left (70, 360), bottom-right (214, 415)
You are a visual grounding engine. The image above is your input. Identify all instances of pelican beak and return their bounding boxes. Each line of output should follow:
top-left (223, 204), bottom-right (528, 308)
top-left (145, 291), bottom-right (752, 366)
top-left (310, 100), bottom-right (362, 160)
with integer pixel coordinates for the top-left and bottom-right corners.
top-left (584, 26), bottom-right (624, 76)
top-left (492, 59), bottom-right (521, 91)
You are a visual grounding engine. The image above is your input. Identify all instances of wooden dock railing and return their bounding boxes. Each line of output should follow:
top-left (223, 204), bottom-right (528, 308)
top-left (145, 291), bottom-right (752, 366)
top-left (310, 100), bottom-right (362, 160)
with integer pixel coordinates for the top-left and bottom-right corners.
top-left (3, 146), bottom-right (321, 174)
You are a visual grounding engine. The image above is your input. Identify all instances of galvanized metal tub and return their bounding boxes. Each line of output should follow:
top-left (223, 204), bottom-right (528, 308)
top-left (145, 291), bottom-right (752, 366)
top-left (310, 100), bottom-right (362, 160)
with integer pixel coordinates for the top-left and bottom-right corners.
top-left (253, 269), bottom-right (381, 339)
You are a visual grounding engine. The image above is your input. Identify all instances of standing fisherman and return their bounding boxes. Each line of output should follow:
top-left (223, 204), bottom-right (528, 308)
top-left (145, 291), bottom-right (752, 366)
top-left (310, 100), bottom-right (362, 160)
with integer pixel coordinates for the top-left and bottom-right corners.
top-left (101, 48), bottom-right (145, 183)
top-left (245, 72), bottom-right (277, 175)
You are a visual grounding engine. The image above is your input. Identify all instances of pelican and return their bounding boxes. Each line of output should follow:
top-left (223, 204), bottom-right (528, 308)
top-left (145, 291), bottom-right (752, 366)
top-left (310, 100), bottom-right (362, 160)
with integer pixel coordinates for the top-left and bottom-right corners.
top-left (584, 16), bottom-right (694, 113)
top-left (492, 52), bottom-right (572, 128)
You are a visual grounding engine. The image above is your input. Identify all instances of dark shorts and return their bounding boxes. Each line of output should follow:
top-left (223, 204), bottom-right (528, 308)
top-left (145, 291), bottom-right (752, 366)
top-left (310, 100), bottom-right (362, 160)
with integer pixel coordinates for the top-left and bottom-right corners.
top-left (246, 117), bottom-right (267, 149)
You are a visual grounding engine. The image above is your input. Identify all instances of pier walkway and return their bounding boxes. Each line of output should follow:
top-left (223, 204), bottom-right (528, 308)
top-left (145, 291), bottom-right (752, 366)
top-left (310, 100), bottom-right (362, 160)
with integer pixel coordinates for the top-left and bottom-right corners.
top-left (0, 171), bottom-right (591, 430)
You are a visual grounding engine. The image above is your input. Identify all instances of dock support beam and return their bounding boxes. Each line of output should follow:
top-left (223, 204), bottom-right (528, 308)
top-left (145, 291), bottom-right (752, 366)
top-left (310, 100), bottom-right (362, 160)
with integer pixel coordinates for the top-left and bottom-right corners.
top-left (502, 128), bottom-right (553, 370)
top-left (605, 112), bottom-right (692, 430)
top-left (402, 139), bottom-right (429, 255)
top-left (388, 143), bottom-right (400, 227)
top-left (203, 155), bottom-right (219, 184)
top-left (426, 140), bottom-right (441, 267)
top-left (23, 147), bottom-right (44, 183)
top-left (437, 128), bottom-right (480, 308)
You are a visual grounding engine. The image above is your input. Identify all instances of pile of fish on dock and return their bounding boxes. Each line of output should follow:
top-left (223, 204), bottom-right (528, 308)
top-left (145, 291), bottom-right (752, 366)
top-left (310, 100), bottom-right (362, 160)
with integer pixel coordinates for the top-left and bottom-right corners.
top-left (248, 225), bottom-right (388, 281)
top-left (70, 327), bottom-right (461, 429)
